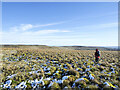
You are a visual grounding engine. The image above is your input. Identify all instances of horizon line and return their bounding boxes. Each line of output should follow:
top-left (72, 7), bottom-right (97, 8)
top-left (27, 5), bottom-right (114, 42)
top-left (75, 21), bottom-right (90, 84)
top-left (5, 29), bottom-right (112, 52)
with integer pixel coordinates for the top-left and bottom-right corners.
top-left (0, 44), bottom-right (119, 47)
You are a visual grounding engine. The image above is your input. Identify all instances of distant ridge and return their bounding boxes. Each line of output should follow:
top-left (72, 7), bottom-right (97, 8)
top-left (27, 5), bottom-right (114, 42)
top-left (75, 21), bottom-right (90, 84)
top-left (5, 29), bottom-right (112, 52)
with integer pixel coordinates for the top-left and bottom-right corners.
top-left (0, 45), bottom-right (119, 51)
top-left (61, 46), bottom-right (119, 51)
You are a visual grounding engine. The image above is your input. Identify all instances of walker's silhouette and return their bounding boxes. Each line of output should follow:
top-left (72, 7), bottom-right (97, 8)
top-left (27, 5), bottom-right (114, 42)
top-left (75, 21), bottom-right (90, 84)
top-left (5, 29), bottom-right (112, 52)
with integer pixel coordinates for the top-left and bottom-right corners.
top-left (95, 49), bottom-right (100, 62)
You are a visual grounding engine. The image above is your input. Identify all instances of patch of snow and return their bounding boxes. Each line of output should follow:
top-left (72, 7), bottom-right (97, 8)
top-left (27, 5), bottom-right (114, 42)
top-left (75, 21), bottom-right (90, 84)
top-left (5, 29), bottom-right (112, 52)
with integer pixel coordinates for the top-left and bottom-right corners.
top-left (87, 65), bottom-right (90, 68)
top-left (101, 70), bottom-right (106, 74)
top-left (89, 74), bottom-right (94, 80)
top-left (85, 68), bottom-right (91, 72)
top-left (47, 68), bottom-right (50, 71)
top-left (48, 81), bottom-right (53, 88)
top-left (45, 71), bottom-right (51, 74)
top-left (72, 83), bottom-right (75, 88)
top-left (64, 86), bottom-right (68, 88)
top-left (56, 80), bottom-right (63, 84)
top-left (15, 81), bottom-right (27, 88)
top-left (110, 67), bottom-right (114, 71)
top-left (3, 80), bottom-right (12, 88)
top-left (62, 76), bottom-right (70, 80)
top-left (104, 82), bottom-right (116, 88)
top-left (29, 69), bottom-right (41, 74)
top-left (31, 67), bottom-right (34, 70)
top-left (75, 78), bottom-right (87, 82)
top-left (44, 78), bottom-right (51, 81)
top-left (43, 67), bottom-right (50, 71)
top-left (53, 71), bottom-right (60, 75)
top-left (7, 74), bottom-right (17, 79)
top-left (112, 71), bottom-right (115, 73)
top-left (104, 82), bottom-right (109, 86)
top-left (52, 79), bottom-right (57, 82)
top-left (30, 77), bottom-right (44, 88)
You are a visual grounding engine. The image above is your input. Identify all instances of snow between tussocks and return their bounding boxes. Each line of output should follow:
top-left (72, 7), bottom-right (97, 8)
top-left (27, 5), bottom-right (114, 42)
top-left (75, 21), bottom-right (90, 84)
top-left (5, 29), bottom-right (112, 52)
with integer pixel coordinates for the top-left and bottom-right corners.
top-left (3, 80), bottom-right (12, 88)
top-left (89, 74), bottom-right (94, 80)
top-left (62, 76), bottom-right (70, 80)
top-left (15, 81), bottom-right (27, 88)
top-left (75, 78), bottom-right (85, 82)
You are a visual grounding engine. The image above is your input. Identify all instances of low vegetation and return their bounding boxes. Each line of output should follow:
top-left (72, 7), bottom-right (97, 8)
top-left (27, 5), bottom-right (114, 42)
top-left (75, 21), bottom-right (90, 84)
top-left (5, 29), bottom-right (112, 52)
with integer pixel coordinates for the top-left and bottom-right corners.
top-left (0, 45), bottom-right (119, 89)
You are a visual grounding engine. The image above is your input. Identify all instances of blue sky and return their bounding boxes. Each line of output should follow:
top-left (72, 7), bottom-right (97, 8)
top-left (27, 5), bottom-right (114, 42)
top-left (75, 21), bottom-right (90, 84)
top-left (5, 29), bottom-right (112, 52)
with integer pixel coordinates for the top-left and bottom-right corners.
top-left (2, 2), bottom-right (118, 46)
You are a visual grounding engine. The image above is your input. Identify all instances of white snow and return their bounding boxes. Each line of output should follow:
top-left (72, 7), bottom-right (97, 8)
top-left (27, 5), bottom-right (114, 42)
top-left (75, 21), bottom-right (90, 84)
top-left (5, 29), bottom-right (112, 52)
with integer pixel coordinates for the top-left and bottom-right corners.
top-left (56, 71), bottom-right (59, 73)
top-left (7, 74), bottom-right (17, 79)
top-left (48, 81), bottom-right (53, 88)
top-left (87, 65), bottom-right (90, 68)
top-left (85, 68), bottom-right (91, 72)
top-left (62, 76), bottom-right (70, 80)
top-left (112, 71), bottom-right (115, 73)
top-left (89, 74), bottom-right (94, 80)
top-left (64, 86), bottom-right (68, 88)
top-left (75, 78), bottom-right (85, 82)
top-left (30, 77), bottom-right (44, 88)
top-left (47, 68), bottom-right (50, 71)
top-left (110, 67), bottom-right (114, 71)
top-left (44, 78), bottom-right (51, 81)
top-left (43, 67), bottom-right (50, 71)
top-left (56, 80), bottom-right (63, 84)
top-left (48, 79), bottom-right (63, 88)
top-left (29, 69), bottom-right (41, 74)
top-left (103, 82), bottom-right (116, 88)
top-left (3, 80), bottom-right (12, 88)
top-left (104, 82), bottom-right (110, 86)
top-left (15, 81), bottom-right (27, 88)
top-left (45, 71), bottom-right (51, 74)
top-left (72, 83), bottom-right (75, 88)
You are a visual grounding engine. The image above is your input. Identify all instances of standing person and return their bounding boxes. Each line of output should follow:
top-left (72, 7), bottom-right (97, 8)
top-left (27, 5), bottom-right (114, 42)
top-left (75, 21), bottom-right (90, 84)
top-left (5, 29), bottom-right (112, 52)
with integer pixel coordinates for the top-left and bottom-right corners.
top-left (95, 49), bottom-right (100, 63)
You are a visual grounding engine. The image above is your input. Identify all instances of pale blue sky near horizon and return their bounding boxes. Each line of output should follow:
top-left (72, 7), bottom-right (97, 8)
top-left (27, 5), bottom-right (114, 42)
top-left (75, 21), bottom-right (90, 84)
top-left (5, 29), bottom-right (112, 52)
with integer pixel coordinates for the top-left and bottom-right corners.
top-left (2, 2), bottom-right (118, 46)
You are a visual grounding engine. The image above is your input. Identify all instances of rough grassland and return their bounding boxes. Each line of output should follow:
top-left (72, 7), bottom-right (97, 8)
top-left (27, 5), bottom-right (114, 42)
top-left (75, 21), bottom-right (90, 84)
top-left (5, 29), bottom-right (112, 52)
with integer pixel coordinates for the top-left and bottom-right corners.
top-left (0, 46), bottom-right (119, 89)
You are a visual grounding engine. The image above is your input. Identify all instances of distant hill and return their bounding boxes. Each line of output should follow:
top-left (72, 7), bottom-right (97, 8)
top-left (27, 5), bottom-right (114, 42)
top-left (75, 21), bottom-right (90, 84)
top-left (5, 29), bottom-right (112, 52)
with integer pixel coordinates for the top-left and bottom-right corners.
top-left (60, 46), bottom-right (119, 51)
top-left (0, 45), bottom-right (59, 49)
top-left (0, 45), bottom-right (119, 51)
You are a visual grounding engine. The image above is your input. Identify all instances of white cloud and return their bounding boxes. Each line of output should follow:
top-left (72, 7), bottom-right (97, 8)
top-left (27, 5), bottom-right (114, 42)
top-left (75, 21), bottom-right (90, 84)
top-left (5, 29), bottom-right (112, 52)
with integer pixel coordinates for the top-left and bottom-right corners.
top-left (10, 24), bottom-right (33, 31)
top-left (1, 22), bottom-right (117, 46)
top-left (21, 29), bottom-right (70, 35)
top-left (74, 22), bottom-right (117, 30)
top-left (2, 22), bottom-right (71, 44)
top-left (20, 24), bottom-right (33, 31)
top-left (0, 31), bottom-right (2, 35)
top-left (34, 22), bottom-right (63, 27)
top-left (61, 30), bottom-right (70, 32)
top-left (10, 22), bottom-right (64, 32)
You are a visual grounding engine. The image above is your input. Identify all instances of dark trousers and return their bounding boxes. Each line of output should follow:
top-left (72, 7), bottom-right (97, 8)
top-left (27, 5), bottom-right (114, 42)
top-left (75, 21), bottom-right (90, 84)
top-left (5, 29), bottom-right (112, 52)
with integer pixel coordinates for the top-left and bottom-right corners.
top-left (95, 58), bottom-right (99, 62)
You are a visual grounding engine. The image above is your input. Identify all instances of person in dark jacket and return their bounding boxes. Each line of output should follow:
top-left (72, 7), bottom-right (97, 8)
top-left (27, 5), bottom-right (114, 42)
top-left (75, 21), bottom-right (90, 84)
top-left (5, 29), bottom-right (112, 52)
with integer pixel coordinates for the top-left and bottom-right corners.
top-left (95, 49), bottom-right (100, 62)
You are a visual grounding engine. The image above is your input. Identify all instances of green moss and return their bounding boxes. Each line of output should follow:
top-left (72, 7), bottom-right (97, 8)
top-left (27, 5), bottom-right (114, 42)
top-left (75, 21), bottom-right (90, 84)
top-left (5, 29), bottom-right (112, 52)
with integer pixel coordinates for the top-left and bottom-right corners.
top-left (86, 85), bottom-right (98, 89)
top-left (51, 67), bottom-right (56, 71)
top-left (26, 82), bottom-right (32, 88)
top-left (46, 73), bottom-right (52, 76)
top-left (75, 80), bottom-right (87, 88)
top-left (63, 85), bottom-right (72, 90)
top-left (44, 80), bottom-right (50, 85)
top-left (55, 73), bottom-right (61, 79)
top-left (68, 69), bottom-right (80, 77)
top-left (91, 79), bottom-right (101, 84)
top-left (49, 82), bottom-right (61, 90)
top-left (90, 67), bottom-right (97, 72)
top-left (63, 80), bottom-right (70, 87)
top-left (77, 68), bottom-right (83, 71)
top-left (68, 76), bottom-right (75, 83)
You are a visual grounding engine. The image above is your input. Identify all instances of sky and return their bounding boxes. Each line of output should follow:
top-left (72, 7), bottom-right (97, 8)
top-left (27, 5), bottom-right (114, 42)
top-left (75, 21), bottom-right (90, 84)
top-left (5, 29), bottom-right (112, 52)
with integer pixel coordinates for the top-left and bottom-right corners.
top-left (1, 2), bottom-right (118, 46)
